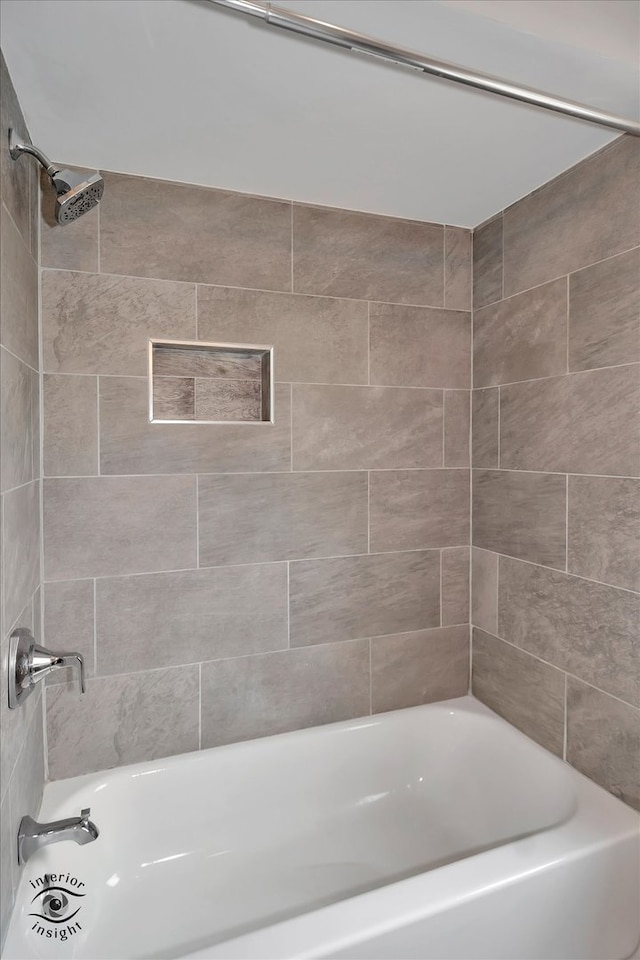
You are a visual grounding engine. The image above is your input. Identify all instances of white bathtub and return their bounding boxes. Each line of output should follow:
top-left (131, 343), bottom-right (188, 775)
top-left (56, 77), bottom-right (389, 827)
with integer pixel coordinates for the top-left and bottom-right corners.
top-left (4, 696), bottom-right (639, 960)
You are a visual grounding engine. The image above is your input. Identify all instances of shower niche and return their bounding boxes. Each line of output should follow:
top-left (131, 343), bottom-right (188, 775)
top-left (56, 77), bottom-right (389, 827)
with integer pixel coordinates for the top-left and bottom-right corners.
top-left (148, 339), bottom-right (274, 424)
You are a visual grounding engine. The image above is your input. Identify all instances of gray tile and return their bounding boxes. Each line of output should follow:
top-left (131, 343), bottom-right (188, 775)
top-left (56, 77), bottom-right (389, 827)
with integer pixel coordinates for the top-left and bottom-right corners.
top-left (500, 366), bottom-right (640, 476)
top-left (445, 227), bottom-right (472, 310)
top-left (43, 476), bottom-right (196, 580)
top-left (569, 247), bottom-right (640, 372)
top-left (290, 551), bottom-right (440, 647)
top-left (473, 215), bottom-right (503, 309)
top-left (472, 628), bottom-right (565, 756)
top-left (370, 303), bottom-right (471, 389)
top-left (201, 640), bottom-right (370, 748)
top-left (568, 476), bottom-right (640, 592)
top-left (3, 481), bottom-right (40, 632)
top-left (153, 344), bottom-right (262, 380)
top-left (197, 286), bottom-right (369, 385)
top-left (44, 580), bottom-right (95, 685)
top-left (100, 377), bottom-right (291, 473)
top-left (0, 627), bottom-right (41, 809)
top-left (473, 469), bottom-right (566, 568)
top-left (292, 384), bottom-right (443, 470)
top-left (42, 270), bottom-right (196, 375)
top-left (43, 375), bottom-right (98, 476)
top-left (100, 172), bottom-right (292, 290)
top-left (499, 556), bottom-right (640, 706)
top-left (198, 472), bottom-right (367, 566)
top-left (474, 278), bottom-right (568, 387)
top-left (195, 377), bottom-right (261, 421)
top-left (8, 707), bottom-right (45, 886)
top-left (0, 53), bottom-right (33, 248)
top-left (503, 136), bottom-right (640, 297)
top-left (30, 370), bottom-right (40, 483)
top-left (472, 388), bottom-right (499, 467)
top-left (0, 204), bottom-right (38, 369)
top-left (444, 390), bottom-right (470, 467)
top-left (96, 565), bottom-right (287, 674)
top-left (442, 547), bottom-right (470, 626)
top-left (567, 679), bottom-right (640, 811)
top-left (471, 547), bottom-right (498, 635)
top-left (0, 788), bottom-right (14, 947)
top-left (292, 204), bottom-right (443, 305)
top-left (46, 665), bottom-right (199, 779)
top-left (371, 625), bottom-right (469, 713)
top-left (369, 470), bottom-right (469, 552)
top-left (152, 376), bottom-right (195, 421)
top-left (1, 347), bottom-right (32, 491)
top-left (40, 170), bottom-right (99, 271)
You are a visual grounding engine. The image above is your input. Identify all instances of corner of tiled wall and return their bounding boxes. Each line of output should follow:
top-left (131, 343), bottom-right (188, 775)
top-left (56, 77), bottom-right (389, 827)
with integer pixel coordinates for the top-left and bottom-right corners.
top-left (470, 134), bottom-right (640, 811)
top-left (0, 51), bottom-right (45, 947)
top-left (39, 169), bottom-right (474, 781)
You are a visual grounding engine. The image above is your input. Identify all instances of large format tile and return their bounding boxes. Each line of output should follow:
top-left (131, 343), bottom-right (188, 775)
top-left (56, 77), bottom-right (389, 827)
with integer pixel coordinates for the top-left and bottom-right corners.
top-left (197, 286), bottom-right (368, 385)
top-left (442, 547), bottom-right (470, 626)
top-left (369, 470), bottom-right (469, 552)
top-left (100, 173), bottom-right (292, 290)
top-left (1, 347), bottom-right (32, 491)
top-left (96, 565), bottom-right (288, 674)
top-left (369, 303), bottom-right (471, 389)
top-left (0, 612), bottom-right (41, 807)
top-left (569, 247), bottom-right (640, 372)
top-left (473, 278), bottom-right (568, 387)
top-left (472, 469), bottom-right (566, 568)
top-left (472, 628), bottom-right (565, 756)
top-left (473, 215), bottom-right (502, 309)
top-left (0, 204), bottom-right (38, 369)
top-left (198, 472), bottom-right (367, 566)
top-left (292, 204), bottom-right (443, 305)
top-left (500, 365), bottom-right (640, 476)
top-left (444, 390), bottom-right (470, 467)
top-left (0, 53), bottom-right (33, 248)
top-left (292, 384), bottom-right (443, 470)
top-left (567, 678), bottom-right (640, 811)
top-left (8, 708), bottom-right (45, 880)
top-left (100, 378), bottom-right (291, 473)
top-left (46, 666), bottom-right (199, 779)
top-left (444, 227), bottom-right (472, 310)
top-left (0, 789), bottom-right (14, 945)
top-left (503, 136), bottom-right (640, 296)
top-left (472, 387), bottom-right (499, 467)
top-left (471, 548), bottom-right (498, 634)
top-left (42, 270), bottom-right (195, 375)
top-left (44, 476), bottom-right (196, 580)
top-left (201, 641), bottom-right (370, 747)
top-left (290, 551), bottom-right (440, 646)
top-left (568, 476), bottom-right (640, 592)
top-left (3, 481), bottom-right (40, 632)
top-left (371, 625), bottom-right (469, 713)
top-left (43, 374), bottom-right (98, 476)
top-left (499, 557), bottom-right (640, 706)
top-left (44, 580), bottom-right (95, 684)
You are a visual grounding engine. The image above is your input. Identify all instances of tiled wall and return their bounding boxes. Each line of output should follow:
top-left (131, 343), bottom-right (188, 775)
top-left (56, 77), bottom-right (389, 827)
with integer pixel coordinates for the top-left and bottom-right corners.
top-left (471, 135), bottom-right (640, 811)
top-left (0, 54), bottom-right (45, 945)
top-left (41, 170), bottom-right (472, 780)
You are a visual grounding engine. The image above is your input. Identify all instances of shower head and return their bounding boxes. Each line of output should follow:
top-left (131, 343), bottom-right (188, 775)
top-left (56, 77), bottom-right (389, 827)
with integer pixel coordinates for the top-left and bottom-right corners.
top-left (8, 129), bottom-right (104, 225)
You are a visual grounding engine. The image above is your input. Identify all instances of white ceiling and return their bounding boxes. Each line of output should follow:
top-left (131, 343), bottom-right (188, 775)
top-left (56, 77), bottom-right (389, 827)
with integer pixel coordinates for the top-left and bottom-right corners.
top-left (1, 0), bottom-right (638, 226)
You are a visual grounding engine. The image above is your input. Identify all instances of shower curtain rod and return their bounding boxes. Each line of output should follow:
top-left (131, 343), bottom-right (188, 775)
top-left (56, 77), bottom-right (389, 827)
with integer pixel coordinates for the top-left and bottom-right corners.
top-left (206, 0), bottom-right (640, 137)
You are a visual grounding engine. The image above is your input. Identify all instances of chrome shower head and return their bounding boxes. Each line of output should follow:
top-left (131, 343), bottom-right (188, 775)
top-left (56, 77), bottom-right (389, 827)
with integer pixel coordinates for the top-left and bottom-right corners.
top-left (8, 129), bottom-right (104, 225)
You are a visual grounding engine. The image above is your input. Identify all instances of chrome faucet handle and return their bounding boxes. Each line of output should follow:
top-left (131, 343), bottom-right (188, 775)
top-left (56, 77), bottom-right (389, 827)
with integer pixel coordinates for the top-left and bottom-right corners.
top-left (8, 628), bottom-right (86, 708)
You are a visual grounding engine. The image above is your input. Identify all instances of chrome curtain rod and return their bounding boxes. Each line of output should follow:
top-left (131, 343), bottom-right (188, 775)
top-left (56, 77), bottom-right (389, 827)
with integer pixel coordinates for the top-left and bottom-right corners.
top-left (206, 0), bottom-right (640, 137)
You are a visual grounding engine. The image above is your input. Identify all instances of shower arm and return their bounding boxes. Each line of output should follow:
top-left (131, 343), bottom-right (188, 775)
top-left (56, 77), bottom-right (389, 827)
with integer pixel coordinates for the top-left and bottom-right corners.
top-left (206, 0), bottom-right (640, 138)
top-left (8, 131), bottom-right (60, 178)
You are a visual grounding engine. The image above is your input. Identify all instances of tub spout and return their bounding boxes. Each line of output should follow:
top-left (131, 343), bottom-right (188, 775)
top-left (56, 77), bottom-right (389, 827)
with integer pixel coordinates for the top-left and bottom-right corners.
top-left (18, 807), bottom-right (99, 864)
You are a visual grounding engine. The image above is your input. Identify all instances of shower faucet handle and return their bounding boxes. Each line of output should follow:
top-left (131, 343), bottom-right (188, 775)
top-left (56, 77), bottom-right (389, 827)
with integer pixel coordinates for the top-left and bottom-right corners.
top-left (8, 627), bottom-right (86, 709)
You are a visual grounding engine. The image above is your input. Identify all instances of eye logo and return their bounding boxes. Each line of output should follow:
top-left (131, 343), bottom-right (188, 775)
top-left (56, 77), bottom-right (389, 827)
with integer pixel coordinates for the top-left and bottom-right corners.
top-left (28, 874), bottom-right (86, 942)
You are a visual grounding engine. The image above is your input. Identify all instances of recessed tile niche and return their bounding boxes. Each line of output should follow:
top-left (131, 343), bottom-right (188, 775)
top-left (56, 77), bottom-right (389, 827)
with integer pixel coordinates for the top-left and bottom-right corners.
top-left (148, 339), bottom-right (274, 424)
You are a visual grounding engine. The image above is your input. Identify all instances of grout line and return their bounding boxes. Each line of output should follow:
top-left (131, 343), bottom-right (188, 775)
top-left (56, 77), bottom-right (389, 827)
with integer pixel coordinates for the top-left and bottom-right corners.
top-left (0, 342), bottom-right (39, 376)
top-left (497, 386), bottom-right (501, 467)
top-left (500, 214), bottom-right (504, 301)
top-left (494, 552), bottom-right (500, 636)
top-left (441, 391), bottom-right (446, 466)
top-left (289, 383), bottom-right (294, 471)
top-left (286, 561), bottom-right (291, 649)
top-left (96, 193), bottom-right (101, 273)
top-left (565, 275), bottom-right (570, 374)
top-left (439, 549), bottom-right (443, 626)
top-left (442, 227), bottom-right (447, 308)
top-left (565, 474), bottom-right (569, 572)
top-left (563, 673), bottom-right (568, 761)
top-left (96, 376), bottom-right (101, 476)
top-left (290, 202), bottom-right (294, 293)
top-left (367, 301), bottom-right (371, 385)
top-left (93, 578), bottom-right (97, 674)
top-left (468, 621), bottom-right (473, 694)
top-left (368, 638), bottom-right (373, 716)
top-left (42, 466), bottom-right (472, 479)
top-left (198, 663), bottom-right (202, 750)
top-left (1, 197), bottom-right (36, 264)
top-left (475, 360), bottom-right (640, 391)
top-left (367, 471), bottom-right (371, 553)
top-left (195, 474), bottom-right (200, 568)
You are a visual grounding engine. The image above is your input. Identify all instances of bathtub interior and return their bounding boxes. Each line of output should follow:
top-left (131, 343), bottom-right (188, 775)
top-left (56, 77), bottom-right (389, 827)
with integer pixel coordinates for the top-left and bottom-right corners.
top-left (5, 698), bottom-right (579, 959)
